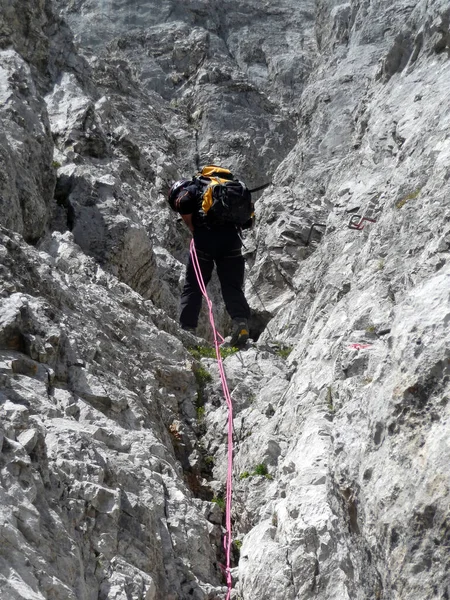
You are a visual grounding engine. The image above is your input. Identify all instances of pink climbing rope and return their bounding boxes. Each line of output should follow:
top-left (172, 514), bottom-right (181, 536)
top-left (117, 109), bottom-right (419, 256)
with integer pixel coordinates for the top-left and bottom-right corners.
top-left (190, 239), bottom-right (234, 599)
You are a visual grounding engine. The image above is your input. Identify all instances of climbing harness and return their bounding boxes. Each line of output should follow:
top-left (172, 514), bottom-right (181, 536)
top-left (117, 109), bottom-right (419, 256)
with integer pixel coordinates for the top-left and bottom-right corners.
top-left (189, 239), bottom-right (234, 600)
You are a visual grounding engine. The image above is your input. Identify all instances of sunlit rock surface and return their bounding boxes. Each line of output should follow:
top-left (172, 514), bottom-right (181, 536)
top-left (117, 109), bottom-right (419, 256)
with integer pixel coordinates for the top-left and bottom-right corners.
top-left (0, 0), bottom-right (449, 599)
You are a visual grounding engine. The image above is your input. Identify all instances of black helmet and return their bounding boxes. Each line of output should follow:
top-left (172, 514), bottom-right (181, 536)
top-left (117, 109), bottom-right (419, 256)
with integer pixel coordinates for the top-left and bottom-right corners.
top-left (168, 178), bottom-right (191, 210)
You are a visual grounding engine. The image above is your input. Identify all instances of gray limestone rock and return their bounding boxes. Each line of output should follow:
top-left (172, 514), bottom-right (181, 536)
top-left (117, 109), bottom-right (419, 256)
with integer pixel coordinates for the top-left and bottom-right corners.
top-left (0, 50), bottom-right (55, 242)
top-left (0, 225), bottom-right (224, 600)
top-left (1, 0), bottom-right (450, 599)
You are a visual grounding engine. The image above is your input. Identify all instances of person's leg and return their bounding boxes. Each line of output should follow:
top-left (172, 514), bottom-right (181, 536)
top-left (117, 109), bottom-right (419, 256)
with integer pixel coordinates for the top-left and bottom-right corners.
top-left (217, 250), bottom-right (250, 346)
top-left (180, 250), bottom-right (214, 329)
top-left (216, 250), bottom-right (251, 322)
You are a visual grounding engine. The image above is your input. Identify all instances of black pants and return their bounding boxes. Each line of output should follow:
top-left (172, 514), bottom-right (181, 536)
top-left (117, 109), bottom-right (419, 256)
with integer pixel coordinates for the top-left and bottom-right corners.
top-left (180, 228), bottom-right (251, 328)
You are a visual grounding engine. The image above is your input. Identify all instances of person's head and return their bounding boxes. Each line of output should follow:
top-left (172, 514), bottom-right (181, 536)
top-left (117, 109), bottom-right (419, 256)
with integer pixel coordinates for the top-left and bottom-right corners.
top-left (168, 178), bottom-right (191, 210)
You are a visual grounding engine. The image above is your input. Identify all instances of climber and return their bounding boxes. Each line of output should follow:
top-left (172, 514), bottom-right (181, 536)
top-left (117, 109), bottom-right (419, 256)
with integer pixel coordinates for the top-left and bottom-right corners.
top-left (167, 167), bottom-right (253, 347)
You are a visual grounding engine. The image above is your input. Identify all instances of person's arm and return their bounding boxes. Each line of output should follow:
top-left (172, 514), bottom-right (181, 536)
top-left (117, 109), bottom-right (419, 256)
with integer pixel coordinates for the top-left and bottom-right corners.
top-left (177, 184), bottom-right (199, 233)
top-left (181, 213), bottom-right (194, 233)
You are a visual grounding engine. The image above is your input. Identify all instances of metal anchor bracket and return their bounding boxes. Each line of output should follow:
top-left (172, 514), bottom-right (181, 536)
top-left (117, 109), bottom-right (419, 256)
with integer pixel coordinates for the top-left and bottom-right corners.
top-left (347, 196), bottom-right (379, 230)
top-left (305, 222), bottom-right (327, 246)
top-left (347, 214), bottom-right (377, 230)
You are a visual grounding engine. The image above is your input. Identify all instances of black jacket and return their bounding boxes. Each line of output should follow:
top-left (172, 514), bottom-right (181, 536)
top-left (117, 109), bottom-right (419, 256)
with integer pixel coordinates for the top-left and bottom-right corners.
top-left (173, 181), bottom-right (253, 231)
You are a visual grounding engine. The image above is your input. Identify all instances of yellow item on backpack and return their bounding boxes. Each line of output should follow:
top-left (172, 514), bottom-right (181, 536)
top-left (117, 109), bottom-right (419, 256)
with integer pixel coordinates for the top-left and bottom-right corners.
top-left (199, 165), bottom-right (234, 181)
top-left (196, 165), bottom-right (235, 214)
top-left (194, 165), bottom-right (253, 226)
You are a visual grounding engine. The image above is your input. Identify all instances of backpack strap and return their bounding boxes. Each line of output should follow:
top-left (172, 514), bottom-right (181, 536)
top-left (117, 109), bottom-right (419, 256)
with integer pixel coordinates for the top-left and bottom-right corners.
top-left (248, 181), bottom-right (272, 193)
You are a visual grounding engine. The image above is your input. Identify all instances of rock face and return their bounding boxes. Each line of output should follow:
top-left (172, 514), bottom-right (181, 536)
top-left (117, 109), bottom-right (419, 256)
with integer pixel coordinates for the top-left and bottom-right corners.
top-left (0, 0), bottom-right (449, 599)
top-left (0, 49), bottom-right (55, 242)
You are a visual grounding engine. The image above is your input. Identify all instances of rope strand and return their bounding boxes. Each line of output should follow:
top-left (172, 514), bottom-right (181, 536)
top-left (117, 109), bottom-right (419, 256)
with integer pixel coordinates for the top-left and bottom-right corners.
top-left (190, 239), bottom-right (234, 599)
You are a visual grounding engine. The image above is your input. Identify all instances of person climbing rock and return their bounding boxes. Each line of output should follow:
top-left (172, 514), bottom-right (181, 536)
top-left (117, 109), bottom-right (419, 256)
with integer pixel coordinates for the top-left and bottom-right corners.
top-left (168, 166), bottom-right (253, 347)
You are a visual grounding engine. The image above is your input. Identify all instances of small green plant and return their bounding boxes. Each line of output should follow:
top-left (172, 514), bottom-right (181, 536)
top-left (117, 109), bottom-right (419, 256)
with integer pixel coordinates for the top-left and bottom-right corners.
top-left (212, 495), bottom-right (225, 510)
top-left (194, 364), bottom-right (211, 408)
top-left (396, 188), bottom-right (421, 209)
top-left (365, 324), bottom-right (376, 334)
top-left (275, 345), bottom-right (293, 359)
top-left (253, 463), bottom-right (268, 476)
top-left (189, 345), bottom-right (239, 360)
top-left (52, 160), bottom-right (61, 169)
top-left (196, 406), bottom-right (205, 421)
top-left (233, 539), bottom-right (243, 559)
top-left (377, 259), bottom-right (385, 271)
top-left (252, 463), bottom-right (272, 479)
top-left (189, 346), bottom-right (216, 360)
top-left (204, 455), bottom-right (215, 465)
top-left (220, 346), bottom-right (239, 359)
top-left (240, 464), bottom-right (273, 480)
top-left (194, 365), bottom-right (212, 386)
